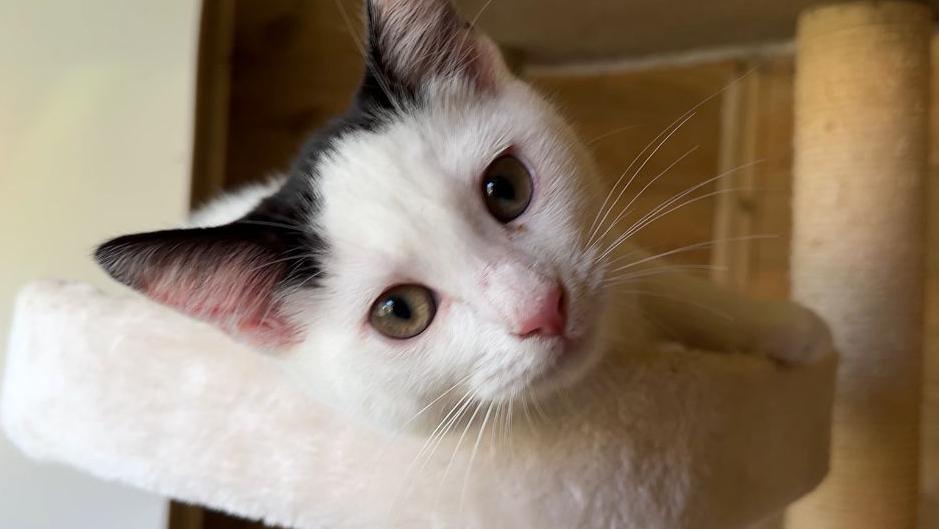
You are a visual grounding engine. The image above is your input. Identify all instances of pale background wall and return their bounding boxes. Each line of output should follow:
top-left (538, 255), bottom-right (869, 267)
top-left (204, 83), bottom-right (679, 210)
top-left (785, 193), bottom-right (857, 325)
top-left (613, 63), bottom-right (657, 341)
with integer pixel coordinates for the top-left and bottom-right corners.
top-left (0, 0), bottom-right (200, 527)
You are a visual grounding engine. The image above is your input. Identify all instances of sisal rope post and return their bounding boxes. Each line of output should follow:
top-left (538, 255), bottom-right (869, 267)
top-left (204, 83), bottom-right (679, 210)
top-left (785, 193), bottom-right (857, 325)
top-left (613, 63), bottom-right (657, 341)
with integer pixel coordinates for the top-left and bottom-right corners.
top-left (787, 2), bottom-right (931, 528)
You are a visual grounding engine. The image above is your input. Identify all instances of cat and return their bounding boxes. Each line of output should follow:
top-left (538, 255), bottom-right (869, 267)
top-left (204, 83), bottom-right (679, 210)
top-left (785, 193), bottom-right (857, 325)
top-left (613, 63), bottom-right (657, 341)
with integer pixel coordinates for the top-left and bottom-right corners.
top-left (95, 0), bottom-right (829, 441)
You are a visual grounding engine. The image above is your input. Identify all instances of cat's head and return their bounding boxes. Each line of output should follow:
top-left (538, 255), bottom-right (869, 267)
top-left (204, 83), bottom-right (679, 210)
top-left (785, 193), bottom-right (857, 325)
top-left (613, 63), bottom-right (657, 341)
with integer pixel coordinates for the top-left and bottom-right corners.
top-left (96, 0), bottom-right (625, 431)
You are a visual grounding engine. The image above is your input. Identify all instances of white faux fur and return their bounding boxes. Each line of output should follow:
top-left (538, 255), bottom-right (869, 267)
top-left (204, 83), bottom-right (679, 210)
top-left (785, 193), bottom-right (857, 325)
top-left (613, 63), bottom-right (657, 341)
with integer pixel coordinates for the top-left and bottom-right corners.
top-left (2, 281), bottom-right (835, 529)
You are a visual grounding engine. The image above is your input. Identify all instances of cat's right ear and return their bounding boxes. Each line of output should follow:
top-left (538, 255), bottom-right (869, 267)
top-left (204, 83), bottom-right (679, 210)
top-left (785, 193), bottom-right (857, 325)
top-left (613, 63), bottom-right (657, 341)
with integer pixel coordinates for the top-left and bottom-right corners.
top-left (95, 222), bottom-right (313, 349)
top-left (362, 0), bottom-right (509, 96)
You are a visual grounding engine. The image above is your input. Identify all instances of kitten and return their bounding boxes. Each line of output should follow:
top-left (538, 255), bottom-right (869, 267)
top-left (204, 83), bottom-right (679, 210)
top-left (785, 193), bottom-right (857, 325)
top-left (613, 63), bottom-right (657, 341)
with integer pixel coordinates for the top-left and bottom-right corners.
top-left (95, 0), bottom-right (829, 433)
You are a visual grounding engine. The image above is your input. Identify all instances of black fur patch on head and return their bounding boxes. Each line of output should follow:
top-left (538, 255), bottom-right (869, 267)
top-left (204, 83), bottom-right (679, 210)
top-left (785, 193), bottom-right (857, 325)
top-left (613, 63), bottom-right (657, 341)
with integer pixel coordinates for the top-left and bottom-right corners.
top-left (253, 0), bottom-right (489, 290)
top-left (249, 0), bottom-right (427, 289)
top-left (290, 2), bottom-right (421, 180)
top-left (96, 0), bottom-right (485, 340)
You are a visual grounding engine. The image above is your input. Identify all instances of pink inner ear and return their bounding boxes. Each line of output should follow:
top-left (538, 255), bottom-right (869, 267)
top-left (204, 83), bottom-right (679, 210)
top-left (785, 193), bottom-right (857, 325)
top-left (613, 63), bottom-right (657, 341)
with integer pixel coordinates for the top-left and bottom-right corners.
top-left (141, 256), bottom-right (300, 349)
top-left (372, 0), bottom-right (501, 91)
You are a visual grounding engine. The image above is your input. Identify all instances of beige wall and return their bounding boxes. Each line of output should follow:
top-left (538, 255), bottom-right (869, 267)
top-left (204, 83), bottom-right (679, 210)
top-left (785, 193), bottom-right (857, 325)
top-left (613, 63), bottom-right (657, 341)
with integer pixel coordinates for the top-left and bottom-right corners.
top-left (0, 0), bottom-right (200, 527)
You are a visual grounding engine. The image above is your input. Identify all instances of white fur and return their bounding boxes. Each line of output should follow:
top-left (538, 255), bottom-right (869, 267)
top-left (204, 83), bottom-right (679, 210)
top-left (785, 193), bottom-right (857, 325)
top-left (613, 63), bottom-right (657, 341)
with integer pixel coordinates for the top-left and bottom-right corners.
top-left (189, 178), bottom-right (284, 227)
top-left (2, 281), bottom-right (836, 529)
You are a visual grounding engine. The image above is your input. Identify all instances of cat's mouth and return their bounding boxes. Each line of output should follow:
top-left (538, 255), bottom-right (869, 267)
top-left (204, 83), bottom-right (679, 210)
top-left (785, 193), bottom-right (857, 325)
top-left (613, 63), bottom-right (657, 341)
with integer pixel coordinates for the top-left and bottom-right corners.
top-left (524, 306), bottom-right (604, 396)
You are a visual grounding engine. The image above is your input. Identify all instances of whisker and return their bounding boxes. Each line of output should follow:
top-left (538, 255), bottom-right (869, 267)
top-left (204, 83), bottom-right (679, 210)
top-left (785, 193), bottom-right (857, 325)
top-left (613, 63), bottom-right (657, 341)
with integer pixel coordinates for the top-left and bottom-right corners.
top-left (399, 373), bottom-right (474, 430)
top-left (245, 253), bottom-right (312, 274)
top-left (460, 401), bottom-right (494, 511)
top-left (529, 393), bottom-right (549, 422)
top-left (505, 397), bottom-right (515, 456)
top-left (611, 288), bottom-right (734, 321)
top-left (585, 125), bottom-right (640, 146)
top-left (598, 188), bottom-right (747, 264)
top-left (520, 395), bottom-right (535, 433)
top-left (469, 0), bottom-right (497, 27)
top-left (627, 158), bottom-right (765, 235)
top-left (332, 0), bottom-right (408, 117)
top-left (585, 114), bottom-right (689, 245)
top-left (232, 219), bottom-right (308, 234)
top-left (294, 270), bottom-right (324, 289)
top-left (596, 159), bottom-right (766, 263)
top-left (613, 185), bottom-right (763, 258)
top-left (605, 235), bottom-right (776, 271)
top-left (585, 66), bottom-right (757, 248)
top-left (439, 400), bottom-right (485, 494)
top-left (591, 145), bottom-right (699, 250)
top-left (332, 0), bottom-right (366, 59)
top-left (415, 390), bottom-right (476, 470)
top-left (393, 389), bottom-right (474, 516)
top-left (604, 264), bottom-right (725, 285)
top-left (587, 112), bottom-right (697, 248)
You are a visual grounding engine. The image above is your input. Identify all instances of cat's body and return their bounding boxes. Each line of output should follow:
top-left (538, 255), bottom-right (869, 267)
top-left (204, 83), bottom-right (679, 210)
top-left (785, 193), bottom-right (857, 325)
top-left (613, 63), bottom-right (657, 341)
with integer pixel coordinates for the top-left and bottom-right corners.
top-left (93, 0), bottom-right (830, 526)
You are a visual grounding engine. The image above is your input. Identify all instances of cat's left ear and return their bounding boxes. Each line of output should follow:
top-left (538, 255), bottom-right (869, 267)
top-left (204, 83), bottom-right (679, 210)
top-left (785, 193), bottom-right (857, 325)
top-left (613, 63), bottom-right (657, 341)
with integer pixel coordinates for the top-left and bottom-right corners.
top-left (94, 222), bottom-right (313, 349)
top-left (364, 0), bottom-right (510, 92)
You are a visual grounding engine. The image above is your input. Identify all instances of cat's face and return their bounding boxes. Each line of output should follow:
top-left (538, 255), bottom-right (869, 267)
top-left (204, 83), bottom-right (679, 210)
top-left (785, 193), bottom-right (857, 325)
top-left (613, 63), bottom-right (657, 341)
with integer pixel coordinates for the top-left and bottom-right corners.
top-left (293, 78), bottom-right (614, 428)
top-left (96, 0), bottom-right (619, 432)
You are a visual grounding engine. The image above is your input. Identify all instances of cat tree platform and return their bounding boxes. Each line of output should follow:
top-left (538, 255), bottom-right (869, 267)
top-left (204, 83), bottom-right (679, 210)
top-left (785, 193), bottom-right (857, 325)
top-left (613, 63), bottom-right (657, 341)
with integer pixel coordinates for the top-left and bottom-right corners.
top-left (2, 280), bottom-right (835, 529)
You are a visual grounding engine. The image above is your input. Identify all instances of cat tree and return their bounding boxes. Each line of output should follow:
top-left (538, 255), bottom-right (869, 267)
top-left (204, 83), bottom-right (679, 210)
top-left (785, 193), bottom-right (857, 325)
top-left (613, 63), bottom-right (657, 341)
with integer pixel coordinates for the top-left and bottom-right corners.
top-left (0, 1), bottom-right (933, 529)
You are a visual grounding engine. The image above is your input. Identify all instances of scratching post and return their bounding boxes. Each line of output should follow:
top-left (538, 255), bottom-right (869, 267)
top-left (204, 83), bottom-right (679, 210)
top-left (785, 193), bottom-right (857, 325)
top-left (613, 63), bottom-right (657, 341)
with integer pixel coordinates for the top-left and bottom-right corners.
top-left (788, 3), bottom-right (931, 529)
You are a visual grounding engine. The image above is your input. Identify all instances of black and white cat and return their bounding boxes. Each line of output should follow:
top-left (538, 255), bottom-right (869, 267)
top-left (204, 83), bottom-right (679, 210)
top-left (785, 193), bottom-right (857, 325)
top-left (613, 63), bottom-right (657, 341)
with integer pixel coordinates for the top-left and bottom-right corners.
top-left (96, 0), bottom-right (828, 440)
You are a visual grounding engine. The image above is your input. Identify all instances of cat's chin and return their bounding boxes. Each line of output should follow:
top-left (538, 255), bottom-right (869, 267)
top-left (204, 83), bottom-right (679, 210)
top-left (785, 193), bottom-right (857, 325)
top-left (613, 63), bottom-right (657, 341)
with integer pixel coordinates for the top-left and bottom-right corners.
top-left (530, 285), bottom-right (615, 393)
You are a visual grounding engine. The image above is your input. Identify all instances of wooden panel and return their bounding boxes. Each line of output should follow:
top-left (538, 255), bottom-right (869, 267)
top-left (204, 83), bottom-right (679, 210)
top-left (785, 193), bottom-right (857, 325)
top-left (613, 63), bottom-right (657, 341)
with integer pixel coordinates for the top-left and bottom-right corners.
top-left (744, 57), bottom-right (796, 300)
top-left (223, 0), bottom-right (364, 189)
top-left (190, 0), bottom-right (235, 206)
top-left (920, 33), bottom-right (939, 529)
top-left (710, 56), bottom-right (796, 300)
top-left (457, 0), bottom-right (821, 64)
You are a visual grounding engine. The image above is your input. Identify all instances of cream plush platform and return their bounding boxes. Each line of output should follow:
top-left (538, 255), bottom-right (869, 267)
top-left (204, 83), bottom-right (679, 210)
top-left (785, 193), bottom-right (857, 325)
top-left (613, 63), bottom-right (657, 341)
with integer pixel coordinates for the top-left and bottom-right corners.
top-left (1, 281), bottom-right (835, 529)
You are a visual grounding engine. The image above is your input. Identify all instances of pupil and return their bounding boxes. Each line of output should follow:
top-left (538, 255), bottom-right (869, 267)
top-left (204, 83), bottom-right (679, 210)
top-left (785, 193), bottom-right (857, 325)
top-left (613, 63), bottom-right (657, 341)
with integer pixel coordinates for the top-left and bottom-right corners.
top-left (486, 176), bottom-right (516, 201)
top-left (384, 296), bottom-right (412, 320)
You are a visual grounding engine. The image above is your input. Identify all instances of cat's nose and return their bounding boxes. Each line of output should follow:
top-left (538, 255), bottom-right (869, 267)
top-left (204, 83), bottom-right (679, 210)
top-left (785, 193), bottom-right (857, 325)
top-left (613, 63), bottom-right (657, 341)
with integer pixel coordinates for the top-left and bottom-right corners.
top-left (515, 283), bottom-right (566, 338)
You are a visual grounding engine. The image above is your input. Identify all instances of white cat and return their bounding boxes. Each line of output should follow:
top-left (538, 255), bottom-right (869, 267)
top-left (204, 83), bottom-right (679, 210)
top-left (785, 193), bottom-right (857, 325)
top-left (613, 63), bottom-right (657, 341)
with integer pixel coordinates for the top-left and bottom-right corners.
top-left (94, 1), bottom-right (830, 525)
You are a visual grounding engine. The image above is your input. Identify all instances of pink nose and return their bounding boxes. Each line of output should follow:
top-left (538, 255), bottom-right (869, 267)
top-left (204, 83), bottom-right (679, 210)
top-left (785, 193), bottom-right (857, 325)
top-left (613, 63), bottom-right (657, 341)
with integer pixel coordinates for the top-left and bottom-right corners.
top-left (516, 284), bottom-right (567, 338)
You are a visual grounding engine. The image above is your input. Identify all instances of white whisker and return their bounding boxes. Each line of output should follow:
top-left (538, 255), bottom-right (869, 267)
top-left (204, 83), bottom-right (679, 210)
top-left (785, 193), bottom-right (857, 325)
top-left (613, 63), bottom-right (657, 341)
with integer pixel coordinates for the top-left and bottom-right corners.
top-left (605, 235), bottom-right (776, 272)
top-left (460, 401), bottom-right (494, 511)
top-left (591, 145), bottom-right (699, 251)
top-left (585, 125), bottom-right (640, 146)
top-left (596, 159), bottom-right (766, 263)
top-left (587, 112), bottom-right (697, 248)
top-left (611, 288), bottom-right (734, 321)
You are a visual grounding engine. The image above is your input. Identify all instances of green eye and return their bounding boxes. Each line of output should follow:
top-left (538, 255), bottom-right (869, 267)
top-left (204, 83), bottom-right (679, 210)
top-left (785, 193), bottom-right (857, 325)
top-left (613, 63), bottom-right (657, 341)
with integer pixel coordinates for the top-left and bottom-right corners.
top-left (369, 284), bottom-right (437, 339)
top-left (482, 155), bottom-right (533, 223)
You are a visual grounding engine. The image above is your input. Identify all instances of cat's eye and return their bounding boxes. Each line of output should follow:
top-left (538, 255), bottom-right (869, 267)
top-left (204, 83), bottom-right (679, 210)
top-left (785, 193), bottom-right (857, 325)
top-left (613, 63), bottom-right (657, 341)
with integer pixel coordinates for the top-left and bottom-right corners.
top-left (481, 155), bottom-right (533, 223)
top-left (369, 284), bottom-right (437, 339)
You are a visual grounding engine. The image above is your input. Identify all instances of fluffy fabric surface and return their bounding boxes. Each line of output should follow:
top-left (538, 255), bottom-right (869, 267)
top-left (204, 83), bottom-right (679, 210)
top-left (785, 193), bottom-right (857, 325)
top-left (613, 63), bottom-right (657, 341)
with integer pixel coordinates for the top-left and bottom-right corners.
top-left (2, 281), bottom-right (835, 529)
